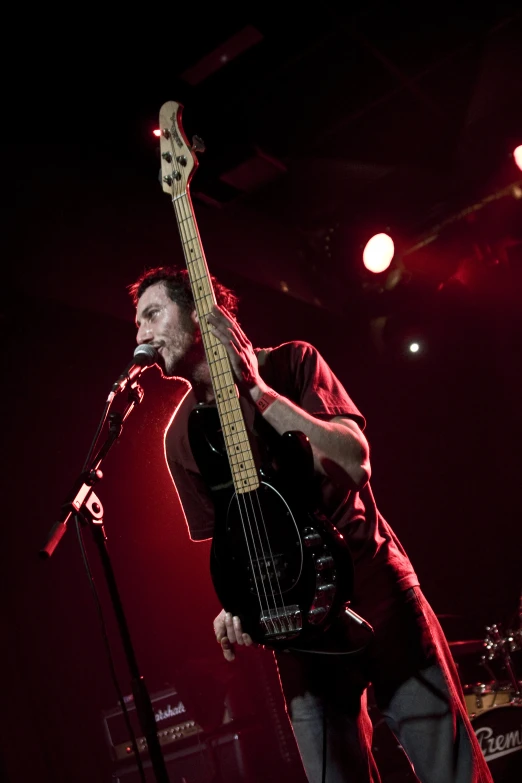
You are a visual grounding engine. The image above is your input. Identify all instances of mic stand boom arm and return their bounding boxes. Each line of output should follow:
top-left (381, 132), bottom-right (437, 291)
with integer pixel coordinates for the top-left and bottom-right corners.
top-left (41, 383), bottom-right (144, 558)
top-left (39, 383), bottom-right (171, 783)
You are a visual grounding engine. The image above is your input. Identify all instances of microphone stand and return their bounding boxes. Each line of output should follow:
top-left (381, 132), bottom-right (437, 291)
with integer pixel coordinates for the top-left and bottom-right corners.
top-left (40, 383), bottom-right (171, 783)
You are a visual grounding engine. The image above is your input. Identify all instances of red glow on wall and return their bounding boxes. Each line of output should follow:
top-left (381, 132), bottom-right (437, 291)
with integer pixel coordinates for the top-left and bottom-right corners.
top-left (514, 145), bottom-right (522, 172)
top-left (363, 233), bottom-right (395, 273)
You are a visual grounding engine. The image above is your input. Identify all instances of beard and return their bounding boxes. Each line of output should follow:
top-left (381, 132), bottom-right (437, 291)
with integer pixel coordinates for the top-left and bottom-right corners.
top-left (160, 315), bottom-right (203, 379)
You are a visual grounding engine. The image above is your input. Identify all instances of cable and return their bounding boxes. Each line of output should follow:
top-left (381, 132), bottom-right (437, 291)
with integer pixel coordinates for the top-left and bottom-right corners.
top-left (75, 395), bottom-right (147, 782)
top-left (81, 397), bottom-right (112, 473)
top-left (322, 703), bottom-right (328, 783)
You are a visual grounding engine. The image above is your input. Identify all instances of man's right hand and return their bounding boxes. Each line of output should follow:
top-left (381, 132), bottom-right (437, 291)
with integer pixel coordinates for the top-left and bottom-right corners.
top-left (213, 608), bottom-right (254, 661)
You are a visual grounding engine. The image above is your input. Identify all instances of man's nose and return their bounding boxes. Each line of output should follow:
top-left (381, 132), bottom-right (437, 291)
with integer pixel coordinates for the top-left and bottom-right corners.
top-left (136, 323), bottom-right (152, 345)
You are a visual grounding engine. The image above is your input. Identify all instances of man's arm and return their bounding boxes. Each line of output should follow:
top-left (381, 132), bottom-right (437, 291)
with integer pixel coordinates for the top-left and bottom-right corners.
top-left (250, 388), bottom-right (370, 489)
top-left (206, 306), bottom-right (370, 491)
top-left (206, 305), bottom-right (370, 661)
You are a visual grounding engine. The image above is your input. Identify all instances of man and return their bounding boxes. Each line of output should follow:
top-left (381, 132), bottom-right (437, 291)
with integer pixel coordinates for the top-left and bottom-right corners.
top-left (130, 266), bottom-right (492, 783)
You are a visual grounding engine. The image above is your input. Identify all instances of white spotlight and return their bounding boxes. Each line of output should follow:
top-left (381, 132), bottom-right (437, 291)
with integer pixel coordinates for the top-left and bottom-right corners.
top-left (363, 233), bottom-right (395, 273)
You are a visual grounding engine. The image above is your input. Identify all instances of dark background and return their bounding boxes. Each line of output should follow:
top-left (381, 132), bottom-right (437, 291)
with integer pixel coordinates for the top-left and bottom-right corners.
top-left (2, 4), bottom-right (522, 781)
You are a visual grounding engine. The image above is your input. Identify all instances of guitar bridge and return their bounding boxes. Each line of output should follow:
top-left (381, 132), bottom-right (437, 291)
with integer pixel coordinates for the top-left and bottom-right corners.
top-left (260, 605), bottom-right (303, 639)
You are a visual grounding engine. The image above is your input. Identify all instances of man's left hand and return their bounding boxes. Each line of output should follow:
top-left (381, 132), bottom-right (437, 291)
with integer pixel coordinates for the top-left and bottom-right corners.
top-left (206, 305), bottom-right (265, 394)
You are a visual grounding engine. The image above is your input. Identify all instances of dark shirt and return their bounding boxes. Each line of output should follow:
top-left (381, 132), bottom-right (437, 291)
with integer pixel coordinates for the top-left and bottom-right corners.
top-left (165, 341), bottom-right (418, 610)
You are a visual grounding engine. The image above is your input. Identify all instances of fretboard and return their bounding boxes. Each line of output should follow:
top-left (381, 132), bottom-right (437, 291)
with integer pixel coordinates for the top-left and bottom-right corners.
top-left (172, 191), bottom-right (259, 493)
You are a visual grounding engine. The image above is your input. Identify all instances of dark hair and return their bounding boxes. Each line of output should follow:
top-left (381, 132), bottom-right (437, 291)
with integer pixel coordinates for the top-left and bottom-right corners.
top-left (128, 265), bottom-right (239, 316)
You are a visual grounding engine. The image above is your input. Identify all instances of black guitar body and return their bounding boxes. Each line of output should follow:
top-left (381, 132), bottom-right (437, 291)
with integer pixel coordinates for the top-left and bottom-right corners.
top-left (188, 404), bottom-right (355, 652)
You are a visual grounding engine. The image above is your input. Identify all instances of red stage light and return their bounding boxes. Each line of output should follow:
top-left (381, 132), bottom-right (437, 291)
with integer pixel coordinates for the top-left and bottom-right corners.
top-left (153, 129), bottom-right (162, 138)
top-left (363, 233), bottom-right (395, 273)
top-left (514, 145), bottom-right (522, 172)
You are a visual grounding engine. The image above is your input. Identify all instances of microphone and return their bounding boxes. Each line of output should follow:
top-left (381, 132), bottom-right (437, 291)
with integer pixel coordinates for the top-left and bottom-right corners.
top-left (111, 344), bottom-right (159, 395)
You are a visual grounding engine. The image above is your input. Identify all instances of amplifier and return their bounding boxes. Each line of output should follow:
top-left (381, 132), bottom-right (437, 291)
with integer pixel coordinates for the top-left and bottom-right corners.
top-left (112, 740), bottom-right (214, 783)
top-left (112, 726), bottom-right (263, 783)
top-left (102, 686), bottom-right (204, 762)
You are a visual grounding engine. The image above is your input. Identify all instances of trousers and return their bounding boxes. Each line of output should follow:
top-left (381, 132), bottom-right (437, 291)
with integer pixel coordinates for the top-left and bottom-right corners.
top-left (275, 586), bottom-right (493, 783)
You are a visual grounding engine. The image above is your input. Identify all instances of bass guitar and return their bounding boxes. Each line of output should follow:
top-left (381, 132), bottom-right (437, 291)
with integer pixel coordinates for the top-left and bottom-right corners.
top-left (158, 100), bottom-right (358, 653)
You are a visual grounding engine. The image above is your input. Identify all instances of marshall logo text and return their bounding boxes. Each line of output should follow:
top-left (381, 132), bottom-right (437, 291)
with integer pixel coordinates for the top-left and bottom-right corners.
top-left (154, 701), bottom-right (186, 723)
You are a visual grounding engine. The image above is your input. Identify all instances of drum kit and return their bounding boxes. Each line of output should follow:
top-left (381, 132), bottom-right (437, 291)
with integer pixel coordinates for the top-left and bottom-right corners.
top-left (368, 600), bottom-right (522, 782)
top-left (449, 600), bottom-right (522, 782)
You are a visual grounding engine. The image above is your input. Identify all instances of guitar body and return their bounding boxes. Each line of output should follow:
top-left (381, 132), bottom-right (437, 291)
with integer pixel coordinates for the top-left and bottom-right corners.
top-left (188, 404), bottom-right (355, 652)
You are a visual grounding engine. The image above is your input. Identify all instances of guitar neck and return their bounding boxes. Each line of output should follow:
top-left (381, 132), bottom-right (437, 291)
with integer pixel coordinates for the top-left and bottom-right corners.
top-left (172, 191), bottom-right (259, 493)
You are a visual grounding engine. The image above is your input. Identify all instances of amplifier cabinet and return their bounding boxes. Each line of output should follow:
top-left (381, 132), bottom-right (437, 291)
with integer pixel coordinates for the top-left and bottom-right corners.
top-left (112, 726), bottom-right (267, 783)
top-left (112, 738), bottom-right (214, 783)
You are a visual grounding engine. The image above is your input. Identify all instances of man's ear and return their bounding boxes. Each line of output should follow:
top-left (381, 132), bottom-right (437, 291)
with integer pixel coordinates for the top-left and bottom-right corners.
top-left (191, 309), bottom-right (199, 325)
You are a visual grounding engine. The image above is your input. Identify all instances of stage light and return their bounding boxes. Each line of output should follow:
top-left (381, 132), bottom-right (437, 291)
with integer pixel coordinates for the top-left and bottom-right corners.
top-left (409, 342), bottom-right (420, 353)
top-left (363, 233), bottom-right (395, 273)
top-left (153, 129), bottom-right (162, 138)
top-left (514, 145), bottom-right (522, 172)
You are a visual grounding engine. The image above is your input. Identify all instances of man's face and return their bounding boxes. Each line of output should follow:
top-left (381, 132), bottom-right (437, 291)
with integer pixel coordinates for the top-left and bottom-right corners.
top-left (136, 282), bottom-right (198, 377)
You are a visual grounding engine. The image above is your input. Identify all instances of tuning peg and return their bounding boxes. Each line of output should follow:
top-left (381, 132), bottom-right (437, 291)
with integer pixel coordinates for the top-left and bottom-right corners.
top-left (192, 135), bottom-right (206, 154)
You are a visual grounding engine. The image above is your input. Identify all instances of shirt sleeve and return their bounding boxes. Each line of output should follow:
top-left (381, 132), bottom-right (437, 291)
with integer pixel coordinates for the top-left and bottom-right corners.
top-left (166, 458), bottom-right (215, 542)
top-left (164, 389), bottom-right (215, 542)
top-left (263, 341), bottom-right (366, 430)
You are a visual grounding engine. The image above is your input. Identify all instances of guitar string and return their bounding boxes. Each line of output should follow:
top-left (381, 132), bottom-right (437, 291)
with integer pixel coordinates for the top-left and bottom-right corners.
top-left (171, 139), bottom-right (290, 636)
top-left (168, 131), bottom-right (286, 636)
top-left (251, 488), bottom-right (289, 632)
top-left (195, 277), bottom-right (286, 634)
top-left (173, 198), bottom-right (277, 635)
top-left (245, 488), bottom-right (286, 634)
top-left (195, 312), bottom-right (279, 635)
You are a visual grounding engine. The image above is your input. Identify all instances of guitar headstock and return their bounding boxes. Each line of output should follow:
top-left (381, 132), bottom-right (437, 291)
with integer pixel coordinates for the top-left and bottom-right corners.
top-left (158, 101), bottom-right (198, 196)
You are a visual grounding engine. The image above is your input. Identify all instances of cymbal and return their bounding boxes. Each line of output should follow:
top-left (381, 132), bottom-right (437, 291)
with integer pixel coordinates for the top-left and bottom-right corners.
top-left (448, 639), bottom-right (485, 656)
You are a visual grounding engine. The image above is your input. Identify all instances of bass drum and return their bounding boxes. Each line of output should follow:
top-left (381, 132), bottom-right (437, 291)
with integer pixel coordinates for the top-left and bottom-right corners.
top-left (464, 683), bottom-right (514, 718)
top-left (471, 704), bottom-right (522, 781)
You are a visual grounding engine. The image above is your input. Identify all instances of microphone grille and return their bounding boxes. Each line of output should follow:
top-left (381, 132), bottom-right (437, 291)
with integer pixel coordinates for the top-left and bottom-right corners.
top-left (133, 344), bottom-right (159, 367)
